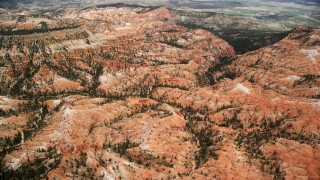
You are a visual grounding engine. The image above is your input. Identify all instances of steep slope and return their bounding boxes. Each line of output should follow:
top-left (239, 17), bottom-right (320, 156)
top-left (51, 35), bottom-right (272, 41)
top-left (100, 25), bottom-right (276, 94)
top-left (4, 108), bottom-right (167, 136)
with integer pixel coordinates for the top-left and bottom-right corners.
top-left (0, 5), bottom-right (319, 180)
top-left (171, 10), bottom-right (290, 54)
top-left (0, 6), bottom-right (234, 179)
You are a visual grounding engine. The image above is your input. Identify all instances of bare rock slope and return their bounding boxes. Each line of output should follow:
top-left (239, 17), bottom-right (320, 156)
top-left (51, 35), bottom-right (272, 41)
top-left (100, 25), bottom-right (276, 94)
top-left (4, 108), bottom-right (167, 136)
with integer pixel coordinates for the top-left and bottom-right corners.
top-left (0, 5), bottom-right (319, 179)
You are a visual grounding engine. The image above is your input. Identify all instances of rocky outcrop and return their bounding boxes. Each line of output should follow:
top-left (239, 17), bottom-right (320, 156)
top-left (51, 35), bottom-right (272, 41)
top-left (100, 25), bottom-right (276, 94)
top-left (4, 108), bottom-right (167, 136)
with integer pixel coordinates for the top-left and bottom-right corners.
top-left (0, 4), bottom-right (319, 180)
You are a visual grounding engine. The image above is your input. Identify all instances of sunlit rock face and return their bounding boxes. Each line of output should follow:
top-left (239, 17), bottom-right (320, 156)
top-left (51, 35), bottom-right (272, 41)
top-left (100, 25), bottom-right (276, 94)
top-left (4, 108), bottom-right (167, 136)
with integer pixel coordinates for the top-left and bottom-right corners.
top-left (0, 4), bottom-right (319, 180)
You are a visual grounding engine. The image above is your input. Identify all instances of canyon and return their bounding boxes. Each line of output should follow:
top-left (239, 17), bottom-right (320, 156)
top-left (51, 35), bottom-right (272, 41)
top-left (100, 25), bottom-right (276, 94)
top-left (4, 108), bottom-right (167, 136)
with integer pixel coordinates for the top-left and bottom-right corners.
top-left (0, 4), bottom-right (319, 179)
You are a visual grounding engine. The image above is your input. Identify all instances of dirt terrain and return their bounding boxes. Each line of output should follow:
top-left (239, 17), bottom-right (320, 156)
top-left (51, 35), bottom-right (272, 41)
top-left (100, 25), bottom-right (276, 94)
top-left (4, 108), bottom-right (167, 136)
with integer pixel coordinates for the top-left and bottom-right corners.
top-left (0, 5), bottom-right (319, 179)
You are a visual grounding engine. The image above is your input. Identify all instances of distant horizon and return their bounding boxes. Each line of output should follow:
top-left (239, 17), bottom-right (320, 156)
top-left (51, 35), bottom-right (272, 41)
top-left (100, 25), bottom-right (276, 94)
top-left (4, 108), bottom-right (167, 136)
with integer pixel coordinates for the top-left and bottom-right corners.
top-left (1, 0), bottom-right (319, 8)
top-left (1, 0), bottom-right (318, 29)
